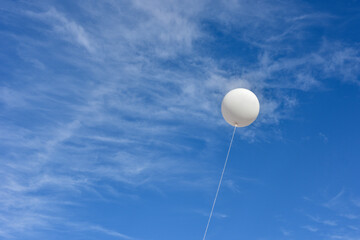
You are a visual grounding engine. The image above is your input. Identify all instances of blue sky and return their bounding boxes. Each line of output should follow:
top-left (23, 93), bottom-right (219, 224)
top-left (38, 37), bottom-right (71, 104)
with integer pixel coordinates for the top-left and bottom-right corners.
top-left (1, 0), bottom-right (360, 239)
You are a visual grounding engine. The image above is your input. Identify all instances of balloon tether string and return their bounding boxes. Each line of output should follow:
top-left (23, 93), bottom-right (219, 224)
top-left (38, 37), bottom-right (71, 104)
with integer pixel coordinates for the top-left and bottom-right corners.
top-left (202, 125), bottom-right (237, 240)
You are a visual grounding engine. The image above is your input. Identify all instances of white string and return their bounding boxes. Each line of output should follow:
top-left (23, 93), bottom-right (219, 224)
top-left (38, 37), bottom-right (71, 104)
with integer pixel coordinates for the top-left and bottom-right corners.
top-left (202, 126), bottom-right (237, 240)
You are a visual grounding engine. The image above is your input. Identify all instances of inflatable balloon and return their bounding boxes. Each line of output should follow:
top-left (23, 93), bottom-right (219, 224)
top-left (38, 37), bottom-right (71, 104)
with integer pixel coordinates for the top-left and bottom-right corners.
top-left (202, 88), bottom-right (260, 240)
top-left (221, 88), bottom-right (260, 127)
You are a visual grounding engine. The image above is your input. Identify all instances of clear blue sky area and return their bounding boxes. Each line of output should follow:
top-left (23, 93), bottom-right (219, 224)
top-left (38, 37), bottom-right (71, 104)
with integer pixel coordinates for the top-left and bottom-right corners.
top-left (1, 1), bottom-right (360, 240)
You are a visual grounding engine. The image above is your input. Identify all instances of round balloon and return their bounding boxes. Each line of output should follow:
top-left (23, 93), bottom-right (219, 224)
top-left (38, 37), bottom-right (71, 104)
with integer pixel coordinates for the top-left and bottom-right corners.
top-left (221, 88), bottom-right (260, 127)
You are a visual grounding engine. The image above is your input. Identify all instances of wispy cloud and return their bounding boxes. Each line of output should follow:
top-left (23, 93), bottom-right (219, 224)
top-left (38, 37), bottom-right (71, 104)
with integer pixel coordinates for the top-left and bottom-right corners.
top-left (324, 189), bottom-right (346, 208)
top-left (71, 223), bottom-right (134, 240)
top-left (26, 8), bottom-right (95, 53)
top-left (307, 215), bottom-right (337, 226)
top-left (281, 228), bottom-right (291, 236)
top-left (300, 189), bottom-right (360, 239)
top-left (302, 225), bottom-right (319, 232)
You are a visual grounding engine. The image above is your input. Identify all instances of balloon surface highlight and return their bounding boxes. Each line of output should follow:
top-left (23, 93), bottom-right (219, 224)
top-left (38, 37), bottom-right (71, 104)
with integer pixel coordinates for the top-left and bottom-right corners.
top-left (221, 88), bottom-right (260, 127)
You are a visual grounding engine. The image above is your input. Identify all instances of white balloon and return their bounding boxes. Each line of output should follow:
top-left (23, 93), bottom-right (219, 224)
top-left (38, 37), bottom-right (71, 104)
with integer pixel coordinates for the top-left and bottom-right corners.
top-left (221, 88), bottom-right (260, 127)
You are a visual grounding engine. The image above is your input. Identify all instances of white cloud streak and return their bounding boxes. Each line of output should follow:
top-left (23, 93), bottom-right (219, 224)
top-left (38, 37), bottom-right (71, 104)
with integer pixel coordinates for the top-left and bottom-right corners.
top-left (300, 190), bottom-right (360, 239)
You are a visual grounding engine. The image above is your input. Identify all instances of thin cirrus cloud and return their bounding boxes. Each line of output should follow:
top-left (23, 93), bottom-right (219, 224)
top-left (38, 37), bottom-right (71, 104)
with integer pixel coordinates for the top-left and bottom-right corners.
top-left (299, 190), bottom-right (360, 239)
